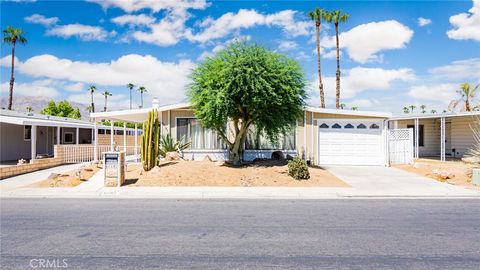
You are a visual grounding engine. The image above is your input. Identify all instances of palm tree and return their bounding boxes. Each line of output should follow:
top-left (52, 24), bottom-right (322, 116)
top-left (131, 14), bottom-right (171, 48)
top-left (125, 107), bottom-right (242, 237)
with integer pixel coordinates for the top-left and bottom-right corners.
top-left (127, 83), bottom-right (135, 109)
top-left (86, 105), bottom-right (93, 113)
top-left (324, 11), bottom-right (349, 109)
top-left (26, 105), bottom-right (32, 112)
top-left (307, 7), bottom-right (326, 108)
top-left (351, 106), bottom-right (358, 111)
top-left (420, 104), bottom-right (427, 114)
top-left (456, 83), bottom-right (479, 112)
top-left (339, 103), bottom-right (346, 109)
top-left (138, 86), bottom-right (147, 108)
top-left (430, 109), bottom-right (437, 114)
top-left (402, 106), bottom-right (410, 114)
top-left (3, 26), bottom-right (27, 110)
top-left (88, 85), bottom-right (96, 113)
top-left (409, 105), bottom-right (416, 114)
top-left (102, 91), bottom-right (112, 112)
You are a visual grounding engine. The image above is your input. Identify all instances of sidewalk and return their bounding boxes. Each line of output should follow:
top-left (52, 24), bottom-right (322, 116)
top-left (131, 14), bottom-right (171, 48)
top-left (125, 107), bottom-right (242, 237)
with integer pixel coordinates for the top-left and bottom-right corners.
top-left (2, 165), bottom-right (480, 199)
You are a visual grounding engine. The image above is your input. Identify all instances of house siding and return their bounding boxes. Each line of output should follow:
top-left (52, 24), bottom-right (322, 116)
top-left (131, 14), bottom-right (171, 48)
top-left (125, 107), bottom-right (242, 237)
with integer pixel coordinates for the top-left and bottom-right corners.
top-left (396, 119), bottom-right (440, 157)
top-left (451, 116), bottom-right (476, 157)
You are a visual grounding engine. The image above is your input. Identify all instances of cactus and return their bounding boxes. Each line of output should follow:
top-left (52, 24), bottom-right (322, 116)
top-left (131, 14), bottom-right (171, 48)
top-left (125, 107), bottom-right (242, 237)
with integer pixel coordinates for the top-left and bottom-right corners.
top-left (141, 110), bottom-right (160, 171)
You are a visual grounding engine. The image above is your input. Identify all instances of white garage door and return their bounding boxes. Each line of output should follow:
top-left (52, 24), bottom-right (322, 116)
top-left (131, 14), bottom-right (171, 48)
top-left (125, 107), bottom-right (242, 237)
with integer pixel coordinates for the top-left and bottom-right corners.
top-left (318, 119), bottom-right (385, 166)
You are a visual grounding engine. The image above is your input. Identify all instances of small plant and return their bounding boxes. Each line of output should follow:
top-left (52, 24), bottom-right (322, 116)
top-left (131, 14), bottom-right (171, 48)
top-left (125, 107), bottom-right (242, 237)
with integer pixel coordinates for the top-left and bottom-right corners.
top-left (288, 156), bottom-right (310, 180)
top-left (158, 134), bottom-right (191, 157)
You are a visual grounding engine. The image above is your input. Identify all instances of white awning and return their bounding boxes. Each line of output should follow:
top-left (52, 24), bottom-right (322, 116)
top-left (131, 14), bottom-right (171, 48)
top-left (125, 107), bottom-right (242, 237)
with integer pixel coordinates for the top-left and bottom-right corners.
top-left (90, 102), bottom-right (190, 123)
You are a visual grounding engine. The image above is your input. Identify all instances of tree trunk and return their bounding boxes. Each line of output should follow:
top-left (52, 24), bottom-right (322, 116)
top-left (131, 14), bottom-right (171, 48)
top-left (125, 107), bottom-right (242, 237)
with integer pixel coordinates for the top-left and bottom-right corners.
top-left (129, 89), bottom-right (132, 109)
top-left (315, 20), bottom-right (325, 108)
top-left (466, 99), bottom-right (471, 112)
top-left (335, 23), bottom-right (341, 109)
top-left (91, 92), bottom-right (95, 113)
top-left (227, 121), bottom-right (249, 166)
top-left (104, 96), bottom-right (107, 112)
top-left (8, 41), bottom-right (16, 110)
top-left (141, 93), bottom-right (143, 108)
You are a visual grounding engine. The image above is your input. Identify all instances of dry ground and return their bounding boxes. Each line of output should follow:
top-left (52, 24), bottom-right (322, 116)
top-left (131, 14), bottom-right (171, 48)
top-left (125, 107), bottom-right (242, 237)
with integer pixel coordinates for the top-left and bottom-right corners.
top-left (394, 158), bottom-right (479, 190)
top-left (29, 163), bottom-right (102, 188)
top-left (125, 159), bottom-right (349, 187)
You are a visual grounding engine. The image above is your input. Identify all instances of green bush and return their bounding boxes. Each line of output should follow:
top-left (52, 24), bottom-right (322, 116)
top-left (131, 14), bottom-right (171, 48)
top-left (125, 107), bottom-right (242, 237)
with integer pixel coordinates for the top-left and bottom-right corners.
top-left (288, 156), bottom-right (310, 180)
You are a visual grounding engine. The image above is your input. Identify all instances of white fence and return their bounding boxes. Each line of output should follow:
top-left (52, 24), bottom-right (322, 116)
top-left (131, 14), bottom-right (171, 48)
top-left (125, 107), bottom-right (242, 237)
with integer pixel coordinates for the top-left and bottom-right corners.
top-left (387, 129), bottom-right (414, 165)
top-left (61, 145), bottom-right (139, 163)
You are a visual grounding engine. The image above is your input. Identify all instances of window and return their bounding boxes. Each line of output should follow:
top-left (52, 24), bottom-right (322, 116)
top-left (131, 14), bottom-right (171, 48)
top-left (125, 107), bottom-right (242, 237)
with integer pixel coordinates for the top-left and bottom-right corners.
top-left (344, 123), bottom-right (354, 129)
top-left (332, 123), bottom-right (342, 129)
top-left (177, 118), bottom-right (225, 149)
top-left (407, 124), bottom-right (424, 147)
top-left (24, 125), bottom-right (31, 141)
top-left (64, 132), bottom-right (74, 144)
top-left (369, 123), bottom-right (380, 129)
top-left (357, 123), bottom-right (367, 129)
top-left (319, 123), bottom-right (329, 129)
top-left (245, 125), bottom-right (295, 150)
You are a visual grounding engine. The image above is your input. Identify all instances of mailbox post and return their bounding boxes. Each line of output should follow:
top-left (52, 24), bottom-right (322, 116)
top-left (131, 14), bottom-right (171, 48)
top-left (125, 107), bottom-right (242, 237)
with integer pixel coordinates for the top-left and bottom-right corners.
top-left (104, 151), bottom-right (125, 187)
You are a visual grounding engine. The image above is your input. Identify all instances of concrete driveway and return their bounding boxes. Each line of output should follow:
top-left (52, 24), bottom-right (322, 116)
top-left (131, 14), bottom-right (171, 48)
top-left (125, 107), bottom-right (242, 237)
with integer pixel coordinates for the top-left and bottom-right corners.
top-left (326, 166), bottom-right (480, 197)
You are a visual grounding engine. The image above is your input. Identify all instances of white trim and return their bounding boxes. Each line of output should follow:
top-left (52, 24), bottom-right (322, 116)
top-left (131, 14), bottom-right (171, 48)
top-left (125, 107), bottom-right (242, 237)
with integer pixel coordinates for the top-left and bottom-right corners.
top-left (389, 111), bottom-right (480, 120)
top-left (305, 106), bottom-right (391, 118)
top-left (31, 125), bottom-right (37, 160)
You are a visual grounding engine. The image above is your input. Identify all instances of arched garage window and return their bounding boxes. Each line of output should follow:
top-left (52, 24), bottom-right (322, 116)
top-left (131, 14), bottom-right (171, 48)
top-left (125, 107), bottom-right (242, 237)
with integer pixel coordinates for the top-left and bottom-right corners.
top-left (332, 123), bottom-right (342, 129)
top-left (344, 123), bottom-right (354, 129)
top-left (319, 123), bottom-right (329, 129)
top-left (357, 123), bottom-right (367, 129)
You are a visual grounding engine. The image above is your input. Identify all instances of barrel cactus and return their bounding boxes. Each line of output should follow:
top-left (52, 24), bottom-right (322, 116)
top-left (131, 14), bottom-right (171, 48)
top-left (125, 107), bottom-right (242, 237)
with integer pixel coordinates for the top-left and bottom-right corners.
top-left (141, 110), bottom-right (160, 171)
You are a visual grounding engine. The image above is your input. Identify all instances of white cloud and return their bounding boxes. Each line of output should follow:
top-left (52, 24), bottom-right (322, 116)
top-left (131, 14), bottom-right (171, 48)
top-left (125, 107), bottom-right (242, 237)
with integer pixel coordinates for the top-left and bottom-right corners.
top-left (0, 80), bottom-right (59, 98)
top-left (278, 40), bottom-right (298, 51)
top-left (0, 55), bottom-right (20, 67)
top-left (407, 83), bottom-right (459, 104)
top-left (447, 0), bottom-right (480, 41)
top-left (87, 0), bottom-right (209, 13)
top-left (185, 9), bottom-right (311, 43)
top-left (46, 24), bottom-right (115, 41)
top-left (417, 17), bottom-right (432, 27)
top-left (347, 99), bottom-right (377, 109)
top-left (24, 14), bottom-right (59, 26)
top-left (64, 82), bottom-right (84, 92)
top-left (428, 58), bottom-right (480, 80)
top-left (322, 20), bottom-right (414, 63)
top-left (15, 54), bottom-right (195, 104)
top-left (132, 9), bottom-right (189, 46)
top-left (111, 14), bottom-right (156, 27)
top-left (196, 35), bottom-right (251, 61)
top-left (67, 92), bottom-right (129, 110)
top-left (310, 67), bottom-right (416, 100)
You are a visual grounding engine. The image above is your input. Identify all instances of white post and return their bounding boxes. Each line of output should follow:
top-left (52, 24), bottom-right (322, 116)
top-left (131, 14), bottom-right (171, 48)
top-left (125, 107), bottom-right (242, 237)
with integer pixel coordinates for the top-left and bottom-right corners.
top-left (168, 110), bottom-right (171, 135)
top-left (56, 126), bottom-right (60, 145)
top-left (303, 111), bottom-right (307, 160)
top-left (93, 120), bottom-right (98, 161)
top-left (160, 111), bottom-right (163, 137)
top-left (123, 122), bottom-right (127, 153)
top-left (31, 125), bottom-right (37, 161)
top-left (134, 123), bottom-right (138, 160)
top-left (414, 118), bottom-right (419, 159)
top-left (311, 111), bottom-right (314, 164)
top-left (76, 127), bottom-right (79, 145)
top-left (110, 121), bottom-right (114, 151)
top-left (441, 117), bottom-right (446, 162)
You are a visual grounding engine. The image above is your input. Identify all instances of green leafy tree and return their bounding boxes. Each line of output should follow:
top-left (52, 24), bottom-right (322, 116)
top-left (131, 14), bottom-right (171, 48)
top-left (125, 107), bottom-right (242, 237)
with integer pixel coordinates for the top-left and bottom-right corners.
top-left (40, 100), bottom-right (82, 119)
top-left (87, 85), bottom-right (96, 113)
top-left (324, 10), bottom-right (349, 109)
top-left (3, 26), bottom-right (27, 110)
top-left (138, 86), bottom-right (147, 108)
top-left (127, 83), bottom-right (135, 109)
top-left (188, 42), bottom-right (306, 165)
top-left (307, 7), bottom-right (326, 108)
top-left (101, 91), bottom-right (112, 112)
top-left (26, 105), bottom-right (33, 112)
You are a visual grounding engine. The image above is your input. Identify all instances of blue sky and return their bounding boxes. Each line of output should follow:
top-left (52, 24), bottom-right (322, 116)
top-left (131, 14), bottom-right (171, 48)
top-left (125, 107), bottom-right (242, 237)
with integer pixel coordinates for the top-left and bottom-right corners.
top-left (1, 0), bottom-right (479, 114)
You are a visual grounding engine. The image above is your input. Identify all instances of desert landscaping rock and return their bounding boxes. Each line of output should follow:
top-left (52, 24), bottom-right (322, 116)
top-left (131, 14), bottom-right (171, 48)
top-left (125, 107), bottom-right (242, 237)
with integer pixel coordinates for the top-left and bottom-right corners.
top-left (165, 152), bottom-right (182, 161)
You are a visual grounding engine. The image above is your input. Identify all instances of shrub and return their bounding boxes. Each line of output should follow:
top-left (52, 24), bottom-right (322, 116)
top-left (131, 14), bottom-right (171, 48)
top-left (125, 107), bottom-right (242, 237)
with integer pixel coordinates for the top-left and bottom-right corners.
top-left (158, 134), bottom-right (191, 157)
top-left (288, 156), bottom-right (310, 180)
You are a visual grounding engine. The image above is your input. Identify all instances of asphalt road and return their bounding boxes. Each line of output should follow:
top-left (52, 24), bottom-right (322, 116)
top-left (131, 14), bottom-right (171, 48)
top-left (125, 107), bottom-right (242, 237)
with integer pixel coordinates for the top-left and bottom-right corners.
top-left (1, 199), bottom-right (480, 269)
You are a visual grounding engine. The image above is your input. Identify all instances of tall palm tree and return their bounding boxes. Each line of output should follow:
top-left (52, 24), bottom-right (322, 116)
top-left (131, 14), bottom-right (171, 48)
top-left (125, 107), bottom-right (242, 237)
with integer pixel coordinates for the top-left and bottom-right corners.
top-left (324, 11), bottom-right (349, 109)
top-left (351, 106), bottom-right (358, 111)
top-left (26, 105), bottom-right (33, 112)
top-left (87, 85), bottom-right (96, 113)
top-left (430, 109), bottom-right (437, 114)
top-left (402, 106), bottom-right (410, 114)
top-left (102, 91), bottom-right (112, 112)
top-left (409, 105), bottom-right (416, 114)
top-left (307, 7), bottom-right (326, 108)
top-left (339, 103), bottom-right (346, 109)
top-left (457, 83), bottom-right (479, 112)
top-left (127, 83), bottom-right (135, 109)
top-left (138, 86), bottom-right (147, 108)
top-left (420, 104), bottom-right (427, 114)
top-left (3, 26), bottom-right (27, 110)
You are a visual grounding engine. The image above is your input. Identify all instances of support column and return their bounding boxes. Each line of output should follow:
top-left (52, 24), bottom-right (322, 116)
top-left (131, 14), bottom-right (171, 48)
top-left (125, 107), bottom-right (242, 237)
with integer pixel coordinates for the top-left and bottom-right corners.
top-left (311, 111), bottom-right (314, 164)
top-left (414, 118), bottom-right (419, 159)
top-left (76, 127), bottom-right (79, 145)
top-left (31, 125), bottom-right (37, 161)
top-left (56, 126), bottom-right (60, 145)
top-left (160, 111), bottom-right (163, 137)
top-left (440, 117), bottom-right (446, 162)
top-left (303, 111), bottom-right (307, 160)
top-left (123, 122), bottom-right (127, 152)
top-left (134, 123), bottom-right (138, 159)
top-left (110, 121), bottom-right (114, 151)
top-left (93, 120), bottom-right (98, 161)
top-left (168, 110), bottom-right (171, 135)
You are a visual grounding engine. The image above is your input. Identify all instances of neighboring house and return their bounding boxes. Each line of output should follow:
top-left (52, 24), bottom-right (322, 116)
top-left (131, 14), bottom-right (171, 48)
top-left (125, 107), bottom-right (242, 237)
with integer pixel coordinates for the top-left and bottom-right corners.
top-left (389, 112), bottom-right (480, 160)
top-left (91, 100), bottom-right (392, 166)
top-left (0, 109), bottom-right (141, 163)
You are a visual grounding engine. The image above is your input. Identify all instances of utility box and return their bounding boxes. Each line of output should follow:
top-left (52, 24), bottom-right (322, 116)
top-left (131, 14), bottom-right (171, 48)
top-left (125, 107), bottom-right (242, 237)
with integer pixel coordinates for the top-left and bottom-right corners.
top-left (104, 151), bottom-right (125, 187)
top-left (472, 168), bottom-right (480, 186)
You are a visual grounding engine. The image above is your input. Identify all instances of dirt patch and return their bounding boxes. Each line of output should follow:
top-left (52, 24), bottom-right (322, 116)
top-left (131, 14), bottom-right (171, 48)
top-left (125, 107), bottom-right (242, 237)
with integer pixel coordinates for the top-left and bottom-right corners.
top-left (126, 159), bottom-right (349, 187)
top-left (30, 163), bottom-right (102, 188)
top-left (394, 159), bottom-right (480, 190)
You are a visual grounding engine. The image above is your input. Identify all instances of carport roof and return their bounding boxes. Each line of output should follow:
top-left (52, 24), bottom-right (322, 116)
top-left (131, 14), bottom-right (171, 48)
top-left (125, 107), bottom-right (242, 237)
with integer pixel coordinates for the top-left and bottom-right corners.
top-left (389, 111), bottom-right (480, 121)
